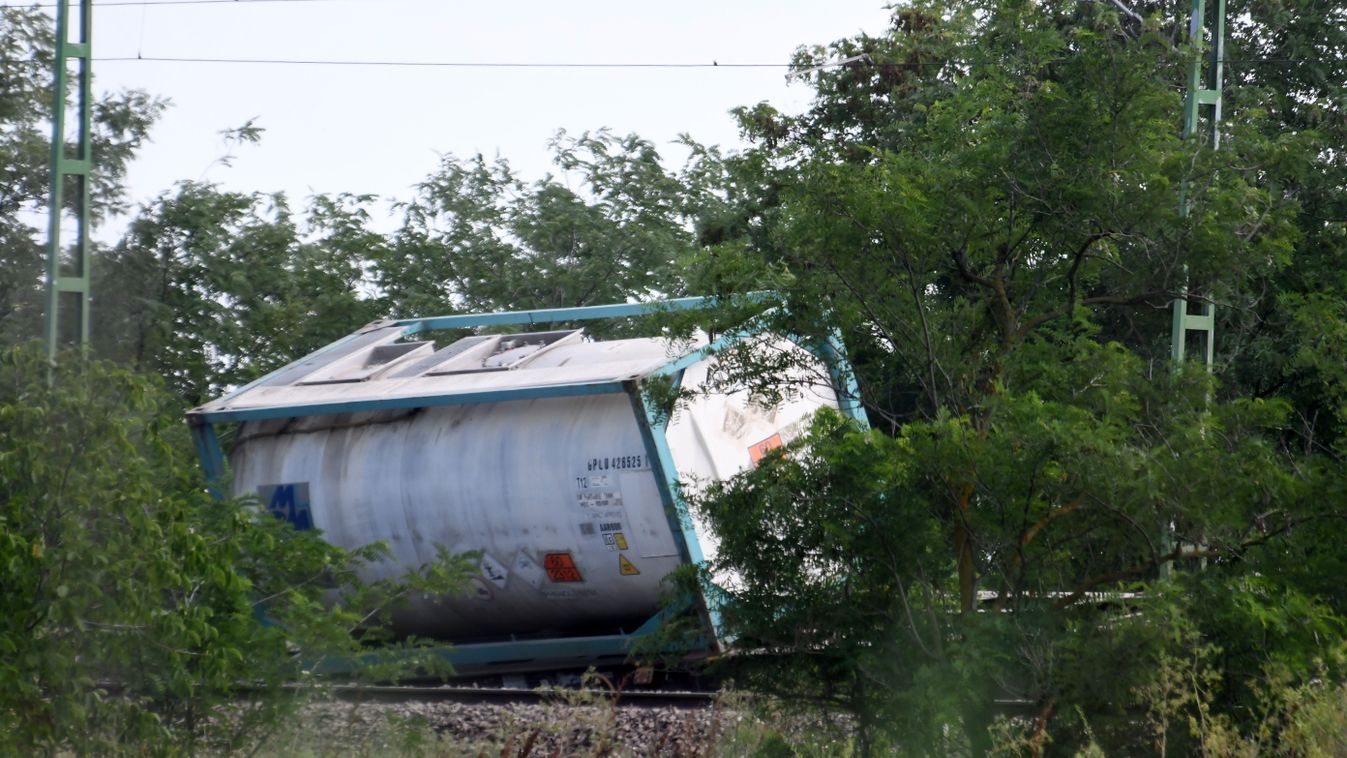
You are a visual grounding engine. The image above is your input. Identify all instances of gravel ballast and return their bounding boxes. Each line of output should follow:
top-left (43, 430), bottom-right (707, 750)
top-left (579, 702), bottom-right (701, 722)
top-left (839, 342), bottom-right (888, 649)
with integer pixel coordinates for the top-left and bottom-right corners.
top-left (272, 697), bottom-right (756, 756)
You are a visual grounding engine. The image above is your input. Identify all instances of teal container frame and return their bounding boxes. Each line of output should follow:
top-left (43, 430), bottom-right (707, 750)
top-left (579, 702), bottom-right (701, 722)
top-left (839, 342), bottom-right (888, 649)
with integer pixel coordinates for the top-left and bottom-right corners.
top-left (187, 295), bottom-right (868, 674)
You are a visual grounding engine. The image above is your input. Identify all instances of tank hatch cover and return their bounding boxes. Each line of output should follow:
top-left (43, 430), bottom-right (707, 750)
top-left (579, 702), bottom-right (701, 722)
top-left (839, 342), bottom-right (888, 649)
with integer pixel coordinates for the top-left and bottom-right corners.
top-left (296, 341), bottom-right (434, 385)
top-left (424, 329), bottom-right (583, 376)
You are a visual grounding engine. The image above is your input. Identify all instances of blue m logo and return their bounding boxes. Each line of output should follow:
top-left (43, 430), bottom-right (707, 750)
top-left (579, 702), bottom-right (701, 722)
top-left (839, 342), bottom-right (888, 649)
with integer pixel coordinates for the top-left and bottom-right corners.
top-left (260, 482), bottom-right (313, 531)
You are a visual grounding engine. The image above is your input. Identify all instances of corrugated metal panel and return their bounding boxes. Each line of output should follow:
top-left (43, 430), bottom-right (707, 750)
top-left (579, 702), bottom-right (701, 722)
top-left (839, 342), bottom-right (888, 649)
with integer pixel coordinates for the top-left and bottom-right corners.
top-left (192, 331), bottom-right (684, 418)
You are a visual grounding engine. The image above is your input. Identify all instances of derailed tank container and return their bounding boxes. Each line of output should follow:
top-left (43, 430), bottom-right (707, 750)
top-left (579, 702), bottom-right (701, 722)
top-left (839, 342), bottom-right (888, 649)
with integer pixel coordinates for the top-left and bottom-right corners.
top-left (187, 297), bottom-right (867, 673)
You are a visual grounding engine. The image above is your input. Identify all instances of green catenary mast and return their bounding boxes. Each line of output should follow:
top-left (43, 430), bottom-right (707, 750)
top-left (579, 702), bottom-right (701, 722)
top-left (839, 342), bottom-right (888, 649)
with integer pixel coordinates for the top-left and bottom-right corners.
top-left (43, 0), bottom-right (95, 363)
top-left (1172, 0), bottom-right (1224, 369)
top-left (1162, 0), bottom-right (1225, 579)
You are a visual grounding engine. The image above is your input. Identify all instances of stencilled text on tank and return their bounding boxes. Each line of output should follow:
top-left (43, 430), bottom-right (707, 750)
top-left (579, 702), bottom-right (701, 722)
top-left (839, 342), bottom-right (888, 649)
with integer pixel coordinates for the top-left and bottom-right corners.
top-left (586, 453), bottom-right (650, 473)
top-left (542, 588), bottom-right (600, 601)
top-left (574, 470), bottom-right (624, 519)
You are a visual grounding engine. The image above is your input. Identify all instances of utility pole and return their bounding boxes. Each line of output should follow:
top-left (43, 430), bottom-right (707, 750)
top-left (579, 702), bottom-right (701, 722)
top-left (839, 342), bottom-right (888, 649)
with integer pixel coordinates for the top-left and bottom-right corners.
top-left (43, 0), bottom-right (95, 365)
top-left (1162, 0), bottom-right (1225, 579)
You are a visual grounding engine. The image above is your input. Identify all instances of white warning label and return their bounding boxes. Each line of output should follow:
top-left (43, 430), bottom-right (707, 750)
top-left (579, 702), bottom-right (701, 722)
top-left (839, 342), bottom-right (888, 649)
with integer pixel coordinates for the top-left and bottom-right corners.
top-left (512, 550), bottom-right (546, 591)
top-left (480, 552), bottom-right (509, 590)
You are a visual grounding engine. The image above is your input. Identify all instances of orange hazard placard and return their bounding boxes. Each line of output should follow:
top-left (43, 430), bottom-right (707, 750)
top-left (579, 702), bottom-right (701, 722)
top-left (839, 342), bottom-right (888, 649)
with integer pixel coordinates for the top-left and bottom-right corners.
top-left (543, 552), bottom-right (584, 582)
top-left (748, 433), bottom-right (784, 465)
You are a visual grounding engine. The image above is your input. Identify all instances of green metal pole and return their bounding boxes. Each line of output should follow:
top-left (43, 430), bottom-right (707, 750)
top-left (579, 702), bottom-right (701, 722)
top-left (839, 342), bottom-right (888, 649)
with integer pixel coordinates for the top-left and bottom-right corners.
top-left (43, 0), bottom-right (94, 366)
top-left (1163, 0), bottom-right (1224, 580)
top-left (1171, 0), bottom-right (1223, 371)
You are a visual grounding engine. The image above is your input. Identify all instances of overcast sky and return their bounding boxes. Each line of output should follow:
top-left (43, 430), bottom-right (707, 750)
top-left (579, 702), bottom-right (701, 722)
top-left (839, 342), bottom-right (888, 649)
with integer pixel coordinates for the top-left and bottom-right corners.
top-left (72, 0), bottom-right (894, 226)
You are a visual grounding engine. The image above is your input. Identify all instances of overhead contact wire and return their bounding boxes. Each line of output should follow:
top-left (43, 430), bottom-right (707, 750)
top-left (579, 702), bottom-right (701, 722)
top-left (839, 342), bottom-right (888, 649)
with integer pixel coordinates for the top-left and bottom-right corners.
top-left (9, 0), bottom-right (349, 8)
top-left (93, 55), bottom-right (790, 67)
top-left (88, 55), bottom-right (1329, 68)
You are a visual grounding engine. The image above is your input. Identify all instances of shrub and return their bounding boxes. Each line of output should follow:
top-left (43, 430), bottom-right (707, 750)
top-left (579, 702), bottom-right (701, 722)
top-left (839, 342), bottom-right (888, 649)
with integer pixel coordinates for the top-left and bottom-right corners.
top-left (0, 346), bottom-right (470, 754)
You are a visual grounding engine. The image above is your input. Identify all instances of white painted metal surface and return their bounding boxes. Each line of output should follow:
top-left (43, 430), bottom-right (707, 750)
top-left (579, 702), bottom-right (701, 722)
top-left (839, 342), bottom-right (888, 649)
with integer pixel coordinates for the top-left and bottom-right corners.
top-left (666, 339), bottom-right (841, 587)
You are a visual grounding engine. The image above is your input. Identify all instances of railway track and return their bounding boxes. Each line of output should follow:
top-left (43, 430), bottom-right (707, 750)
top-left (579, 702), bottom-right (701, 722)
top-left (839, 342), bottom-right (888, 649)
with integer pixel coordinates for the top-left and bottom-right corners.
top-left (321, 683), bottom-right (722, 709)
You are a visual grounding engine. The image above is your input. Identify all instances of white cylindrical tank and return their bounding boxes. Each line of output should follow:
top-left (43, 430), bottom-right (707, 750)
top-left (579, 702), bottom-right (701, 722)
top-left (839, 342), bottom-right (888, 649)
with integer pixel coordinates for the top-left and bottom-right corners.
top-left (213, 324), bottom-right (844, 645)
top-left (233, 393), bottom-right (682, 640)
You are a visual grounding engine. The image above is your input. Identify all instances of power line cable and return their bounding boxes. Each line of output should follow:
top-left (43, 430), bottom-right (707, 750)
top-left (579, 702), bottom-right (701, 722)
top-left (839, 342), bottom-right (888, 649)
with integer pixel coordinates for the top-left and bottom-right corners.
top-left (7, 49), bottom-right (1331, 70)
top-left (86, 54), bottom-right (1330, 69)
top-left (95, 55), bottom-right (793, 68)
top-left (4, 0), bottom-right (349, 9)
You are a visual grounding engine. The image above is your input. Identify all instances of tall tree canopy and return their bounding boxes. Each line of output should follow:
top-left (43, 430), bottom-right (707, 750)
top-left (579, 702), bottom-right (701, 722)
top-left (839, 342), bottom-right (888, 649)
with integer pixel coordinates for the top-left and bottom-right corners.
top-left (677, 0), bottom-right (1347, 753)
top-left (94, 187), bottom-right (388, 404)
top-left (80, 130), bottom-right (712, 401)
top-left (0, 6), bottom-right (165, 347)
top-left (384, 130), bottom-right (706, 315)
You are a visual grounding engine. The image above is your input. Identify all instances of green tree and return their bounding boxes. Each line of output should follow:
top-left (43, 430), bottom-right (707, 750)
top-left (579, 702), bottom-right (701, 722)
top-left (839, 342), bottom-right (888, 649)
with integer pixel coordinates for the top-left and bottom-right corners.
top-left (92, 129), bottom-right (720, 402)
top-left (0, 345), bottom-right (472, 754)
top-left (1220, 0), bottom-right (1347, 461)
top-left (676, 1), bottom-right (1347, 753)
top-left (95, 184), bottom-right (385, 404)
top-left (381, 129), bottom-right (705, 316)
top-left (0, 6), bottom-right (166, 346)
